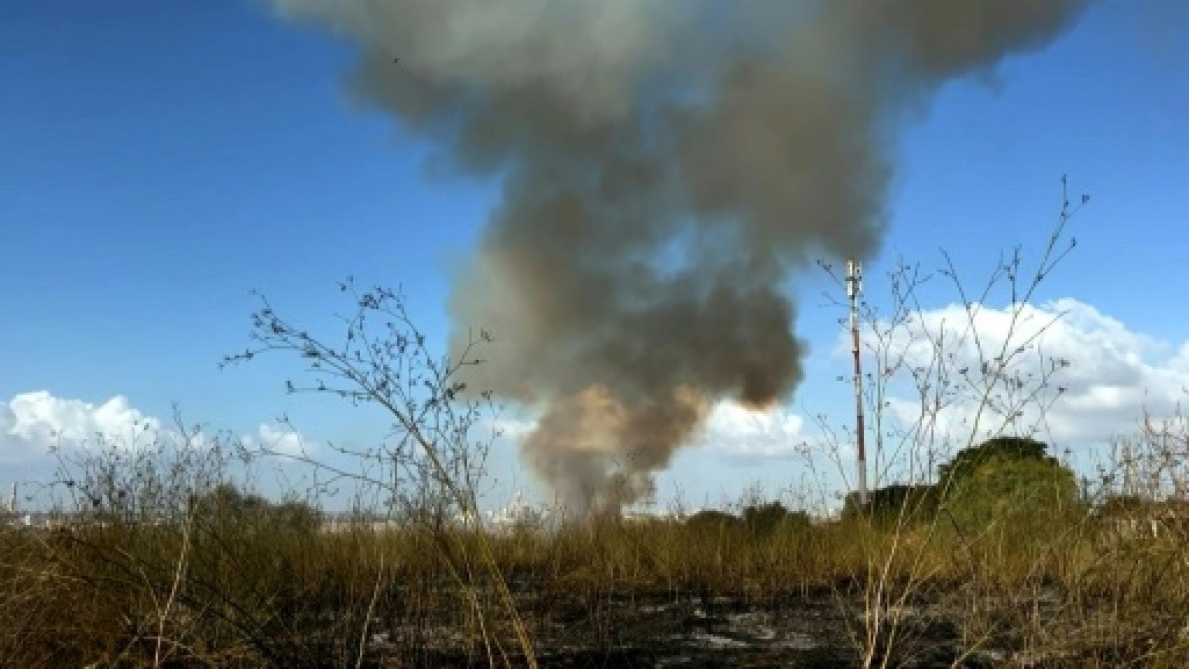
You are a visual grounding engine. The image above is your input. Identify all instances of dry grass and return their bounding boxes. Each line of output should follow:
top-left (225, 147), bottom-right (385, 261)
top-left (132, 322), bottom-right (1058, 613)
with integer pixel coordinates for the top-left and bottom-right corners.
top-left (3, 489), bottom-right (1189, 668)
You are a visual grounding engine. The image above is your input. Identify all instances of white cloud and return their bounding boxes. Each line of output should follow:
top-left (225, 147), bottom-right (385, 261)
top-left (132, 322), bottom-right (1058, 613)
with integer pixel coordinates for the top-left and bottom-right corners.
top-left (0, 391), bottom-right (159, 464)
top-left (844, 298), bottom-right (1189, 453)
top-left (483, 401), bottom-right (811, 465)
top-left (698, 401), bottom-right (808, 462)
top-left (0, 391), bottom-right (314, 465)
top-left (243, 423), bottom-right (313, 459)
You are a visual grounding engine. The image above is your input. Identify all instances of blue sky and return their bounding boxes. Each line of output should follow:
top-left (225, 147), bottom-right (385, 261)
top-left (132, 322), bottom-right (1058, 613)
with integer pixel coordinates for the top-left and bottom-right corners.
top-left (2, 1), bottom-right (1187, 512)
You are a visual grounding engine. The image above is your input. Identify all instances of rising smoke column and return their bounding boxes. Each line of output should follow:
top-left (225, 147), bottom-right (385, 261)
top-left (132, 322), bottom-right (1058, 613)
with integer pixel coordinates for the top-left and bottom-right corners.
top-left (270, 0), bottom-right (1089, 516)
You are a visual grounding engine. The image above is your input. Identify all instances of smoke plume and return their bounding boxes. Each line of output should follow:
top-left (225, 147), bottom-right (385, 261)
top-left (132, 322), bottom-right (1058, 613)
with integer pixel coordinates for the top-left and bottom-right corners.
top-left (270, 0), bottom-right (1088, 515)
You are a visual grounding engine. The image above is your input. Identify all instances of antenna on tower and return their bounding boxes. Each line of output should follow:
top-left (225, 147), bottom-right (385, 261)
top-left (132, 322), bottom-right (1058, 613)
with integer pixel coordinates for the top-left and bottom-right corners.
top-left (847, 260), bottom-right (868, 509)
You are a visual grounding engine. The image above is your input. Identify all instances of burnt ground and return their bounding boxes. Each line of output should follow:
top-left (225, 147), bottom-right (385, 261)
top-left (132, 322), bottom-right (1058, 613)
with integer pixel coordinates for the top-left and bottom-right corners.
top-left (367, 589), bottom-right (1015, 668)
top-left (356, 578), bottom-right (1187, 669)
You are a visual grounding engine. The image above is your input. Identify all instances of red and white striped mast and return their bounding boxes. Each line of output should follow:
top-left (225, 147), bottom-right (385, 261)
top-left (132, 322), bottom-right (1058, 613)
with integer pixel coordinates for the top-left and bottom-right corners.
top-left (847, 260), bottom-right (868, 508)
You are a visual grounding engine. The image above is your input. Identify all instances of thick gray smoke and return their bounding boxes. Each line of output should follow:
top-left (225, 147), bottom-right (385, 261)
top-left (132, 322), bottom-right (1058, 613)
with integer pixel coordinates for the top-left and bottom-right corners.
top-left (270, 0), bottom-right (1088, 515)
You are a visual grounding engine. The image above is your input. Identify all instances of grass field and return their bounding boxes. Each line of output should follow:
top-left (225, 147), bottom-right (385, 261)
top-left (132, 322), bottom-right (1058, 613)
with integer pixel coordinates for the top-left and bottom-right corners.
top-left (3, 477), bottom-right (1188, 668)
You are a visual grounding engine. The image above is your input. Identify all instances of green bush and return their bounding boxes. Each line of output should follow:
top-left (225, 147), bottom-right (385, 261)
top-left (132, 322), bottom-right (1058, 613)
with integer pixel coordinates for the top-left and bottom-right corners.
top-left (191, 484), bottom-right (322, 535)
top-left (944, 453), bottom-right (1079, 537)
top-left (684, 509), bottom-right (739, 532)
top-left (842, 484), bottom-right (940, 525)
top-left (742, 501), bottom-right (810, 536)
top-left (937, 436), bottom-right (1054, 491)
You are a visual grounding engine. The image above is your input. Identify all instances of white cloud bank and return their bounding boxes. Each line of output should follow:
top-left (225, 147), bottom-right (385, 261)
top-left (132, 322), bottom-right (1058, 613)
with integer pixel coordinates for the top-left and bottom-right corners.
top-left (511, 297), bottom-right (1189, 467)
top-left (697, 401), bottom-right (808, 462)
top-left (0, 391), bottom-right (310, 465)
top-left (0, 392), bottom-right (160, 465)
top-left (846, 298), bottom-right (1189, 453)
top-left (489, 400), bottom-right (810, 466)
top-left (700, 298), bottom-right (1189, 467)
top-left (487, 297), bottom-right (1189, 468)
top-left (4, 299), bottom-right (1184, 476)
top-left (242, 422), bottom-right (314, 459)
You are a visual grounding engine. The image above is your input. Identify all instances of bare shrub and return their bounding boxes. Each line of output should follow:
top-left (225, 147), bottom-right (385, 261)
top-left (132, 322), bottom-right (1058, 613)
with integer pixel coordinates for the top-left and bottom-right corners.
top-left (222, 278), bottom-right (536, 667)
top-left (807, 177), bottom-right (1097, 667)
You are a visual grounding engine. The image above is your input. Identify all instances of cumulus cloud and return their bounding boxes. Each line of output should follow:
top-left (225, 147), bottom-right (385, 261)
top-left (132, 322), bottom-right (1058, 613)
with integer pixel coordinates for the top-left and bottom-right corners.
top-left (845, 298), bottom-right (1189, 453)
top-left (489, 401), bottom-right (811, 466)
top-left (243, 423), bottom-right (314, 459)
top-left (698, 402), bottom-right (809, 463)
top-left (0, 391), bottom-right (159, 464)
top-left (0, 391), bottom-right (312, 465)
